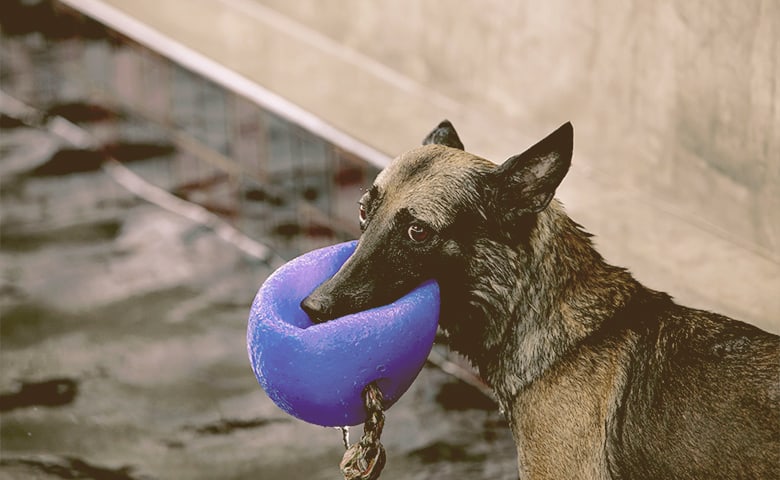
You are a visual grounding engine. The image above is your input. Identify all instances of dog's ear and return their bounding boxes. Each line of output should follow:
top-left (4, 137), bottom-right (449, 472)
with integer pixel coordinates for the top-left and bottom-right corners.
top-left (491, 122), bottom-right (573, 214)
top-left (422, 119), bottom-right (464, 150)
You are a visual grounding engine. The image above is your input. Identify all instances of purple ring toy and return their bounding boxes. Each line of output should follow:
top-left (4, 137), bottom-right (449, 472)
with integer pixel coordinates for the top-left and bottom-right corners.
top-left (247, 241), bottom-right (440, 426)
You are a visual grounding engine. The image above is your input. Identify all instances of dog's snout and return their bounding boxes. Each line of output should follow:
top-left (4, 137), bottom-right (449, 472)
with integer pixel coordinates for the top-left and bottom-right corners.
top-left (300, 294), bottom-right (335, 324)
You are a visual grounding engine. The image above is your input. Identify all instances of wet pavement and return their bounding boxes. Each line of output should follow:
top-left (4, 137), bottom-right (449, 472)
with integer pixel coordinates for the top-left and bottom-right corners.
top-left (0, 2), bottom-right (517, 479)
top-left (0, 126), bottom-right (517, 479)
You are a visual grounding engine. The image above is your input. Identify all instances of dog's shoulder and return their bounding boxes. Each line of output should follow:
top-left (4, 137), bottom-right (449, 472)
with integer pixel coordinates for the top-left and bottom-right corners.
top-left (604, 290), bottom-right (780, 479)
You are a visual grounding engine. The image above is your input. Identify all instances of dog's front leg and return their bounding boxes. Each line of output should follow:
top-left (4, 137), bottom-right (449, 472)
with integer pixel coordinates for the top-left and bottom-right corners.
top-left (505, 347), bottom-right (624, 480)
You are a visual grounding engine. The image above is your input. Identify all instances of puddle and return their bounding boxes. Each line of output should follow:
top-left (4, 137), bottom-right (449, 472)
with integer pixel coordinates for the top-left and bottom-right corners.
top-left (408, 441), bottom-right (488, 464)
top-left (0, 303), bottom-right (70, 349)
top-left (29, 143), bottom-right (177, 177)
top-left (45, 101), bottom-right (122, 123)
top-left (0, 0), bottom-right (112, 41)
top-left (0, 456), bottom-right (144, 480)
top-left (0, 218), bottom-right (122, 251)
top-left (185, 417), bottom-right (289, 436)
top-left (0, 114), bottom-right (27, 129)
top-left (0, 378), bottom-right (79, 412)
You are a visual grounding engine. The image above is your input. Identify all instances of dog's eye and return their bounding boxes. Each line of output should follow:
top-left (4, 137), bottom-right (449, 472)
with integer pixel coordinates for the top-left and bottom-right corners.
top-left (407, 223), bottom-right (430, 242)
top-left (359, 204), bottom-right (367, 223)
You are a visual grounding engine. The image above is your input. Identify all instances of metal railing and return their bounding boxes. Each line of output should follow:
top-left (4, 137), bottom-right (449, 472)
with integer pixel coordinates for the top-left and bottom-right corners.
top-left (2, 0), bottom-right (381, 260)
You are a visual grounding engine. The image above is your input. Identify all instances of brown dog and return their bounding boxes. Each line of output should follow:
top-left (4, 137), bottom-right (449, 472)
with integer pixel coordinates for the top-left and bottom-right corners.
top-left (302, 120), bottom-right (780, 479)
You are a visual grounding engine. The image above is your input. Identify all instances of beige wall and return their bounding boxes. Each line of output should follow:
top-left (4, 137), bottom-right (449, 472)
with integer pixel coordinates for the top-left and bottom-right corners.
top-left (257, 0), bottom-right (780, 258)
top-left (79, 0), bottom-right (778, 325)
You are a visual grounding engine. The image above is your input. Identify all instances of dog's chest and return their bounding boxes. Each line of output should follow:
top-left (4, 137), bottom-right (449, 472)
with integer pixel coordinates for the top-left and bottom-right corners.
top-left (507, 343), bottom-right (629, 480)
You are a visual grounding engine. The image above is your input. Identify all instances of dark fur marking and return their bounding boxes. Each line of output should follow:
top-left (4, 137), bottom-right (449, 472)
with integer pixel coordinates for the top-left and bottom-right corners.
top-left (422, 119), bottom-right (465, 150)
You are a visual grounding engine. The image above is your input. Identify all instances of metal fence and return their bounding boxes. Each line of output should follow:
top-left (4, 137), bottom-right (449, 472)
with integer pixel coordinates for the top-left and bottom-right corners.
top-left (1, 0), bottom-right (381, 260)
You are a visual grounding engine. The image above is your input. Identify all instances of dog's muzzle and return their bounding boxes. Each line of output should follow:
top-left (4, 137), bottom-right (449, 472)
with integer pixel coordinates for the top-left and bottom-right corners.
top-left (301, 293), bottom-right (335, 324)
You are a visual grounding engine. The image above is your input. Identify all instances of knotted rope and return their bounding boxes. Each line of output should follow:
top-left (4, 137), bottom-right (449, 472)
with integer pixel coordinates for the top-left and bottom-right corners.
top-left (340, 383), bottom-right (386, 480)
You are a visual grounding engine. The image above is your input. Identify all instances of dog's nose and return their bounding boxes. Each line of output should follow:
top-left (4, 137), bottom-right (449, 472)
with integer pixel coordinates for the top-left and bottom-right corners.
top-left (300, 294), bottom-right (335, 324)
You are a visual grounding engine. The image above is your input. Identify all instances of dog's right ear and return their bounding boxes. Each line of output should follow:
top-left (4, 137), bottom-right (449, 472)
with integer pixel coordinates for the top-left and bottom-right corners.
top-left (422, 119), bottom-right (464, 150)
top-left (490, 122), bottom-right (573, 215)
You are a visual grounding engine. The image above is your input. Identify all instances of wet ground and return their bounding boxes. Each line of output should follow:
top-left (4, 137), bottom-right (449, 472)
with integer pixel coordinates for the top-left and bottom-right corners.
top-left (0, 2), bottom-right (517, 479)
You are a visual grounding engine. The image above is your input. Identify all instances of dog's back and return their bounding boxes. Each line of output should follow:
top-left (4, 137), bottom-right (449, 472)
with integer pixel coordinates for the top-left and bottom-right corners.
top-left (605, 292), bottom-right (779, 479)
top-left (506, 263), bottom-right (779, 480)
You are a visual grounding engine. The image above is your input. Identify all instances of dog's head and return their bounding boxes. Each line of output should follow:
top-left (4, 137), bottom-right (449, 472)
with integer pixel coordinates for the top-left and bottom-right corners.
top-left (301, 120), bottom-right (573, 328)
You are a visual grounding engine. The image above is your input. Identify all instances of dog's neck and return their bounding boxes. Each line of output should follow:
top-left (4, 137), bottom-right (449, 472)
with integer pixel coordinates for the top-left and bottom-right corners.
top-left (442, 201), bottom-right (640, 408)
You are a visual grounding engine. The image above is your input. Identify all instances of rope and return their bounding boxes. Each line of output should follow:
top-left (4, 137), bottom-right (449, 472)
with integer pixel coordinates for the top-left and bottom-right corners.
top-left (340, 383), bottom-right (386, 480)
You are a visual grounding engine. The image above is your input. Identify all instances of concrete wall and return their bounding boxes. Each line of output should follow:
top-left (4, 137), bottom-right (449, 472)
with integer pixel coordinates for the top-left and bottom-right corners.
top-left (256, 0), bottom-right (780, 259)
top-left (76, 0), bottom-right (779, 326)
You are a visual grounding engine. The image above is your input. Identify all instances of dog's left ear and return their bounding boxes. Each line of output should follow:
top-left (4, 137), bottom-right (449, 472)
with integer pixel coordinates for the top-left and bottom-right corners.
top-left (422, 119), bottom-right (464, 150)
top-left (491, 122), bottom-right (573, 214)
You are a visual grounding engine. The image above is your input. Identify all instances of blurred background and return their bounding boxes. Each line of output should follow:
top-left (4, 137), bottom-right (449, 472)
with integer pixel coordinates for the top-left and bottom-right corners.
top-left (0, 0), bottom-right (777, 479)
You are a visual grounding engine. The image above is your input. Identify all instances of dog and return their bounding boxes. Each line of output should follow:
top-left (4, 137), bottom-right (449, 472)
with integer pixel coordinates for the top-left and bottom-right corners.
top-left (301, 120), bottom-right (780, 479)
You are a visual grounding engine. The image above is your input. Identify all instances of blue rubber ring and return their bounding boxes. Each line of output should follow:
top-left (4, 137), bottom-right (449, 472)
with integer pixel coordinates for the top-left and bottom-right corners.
top-left (247, 241), bottom-right (440, 426)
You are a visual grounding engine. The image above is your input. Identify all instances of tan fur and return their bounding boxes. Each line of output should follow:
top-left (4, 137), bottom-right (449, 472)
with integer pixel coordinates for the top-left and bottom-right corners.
top-left (374, 145), bottom-right (493, 230)
top-left (511, 339), bottom-right (632, 479)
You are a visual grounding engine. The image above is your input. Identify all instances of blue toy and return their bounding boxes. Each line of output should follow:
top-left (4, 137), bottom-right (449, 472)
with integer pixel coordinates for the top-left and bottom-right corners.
top-left (247, 241), bottom-right (440, 427)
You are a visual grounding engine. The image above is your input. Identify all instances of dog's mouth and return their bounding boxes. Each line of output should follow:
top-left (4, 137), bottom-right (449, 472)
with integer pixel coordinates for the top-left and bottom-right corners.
top-left (299, 239), bottom-right (436, 325)
top-left (300, 294), bottom-right (336, 324)
top-left (301, 293), bottom-right (395, 324)
top-left (300, 280), bottom-right (433, 325)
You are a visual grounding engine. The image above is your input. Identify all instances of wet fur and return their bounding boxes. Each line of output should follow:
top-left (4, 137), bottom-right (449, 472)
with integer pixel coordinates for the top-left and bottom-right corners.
top-left (302, 121), bottom-right (780, 479)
